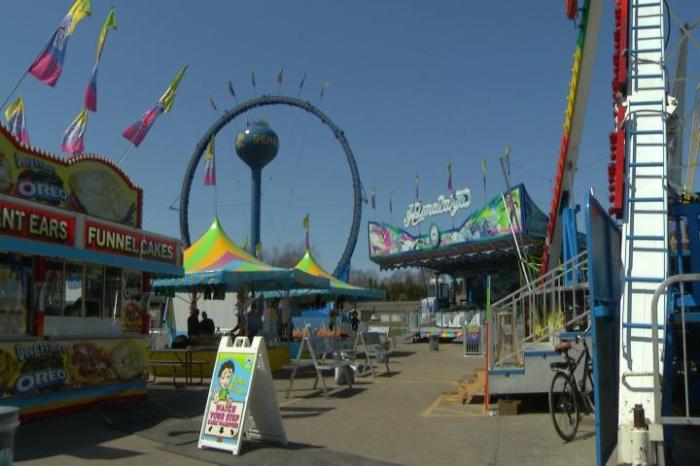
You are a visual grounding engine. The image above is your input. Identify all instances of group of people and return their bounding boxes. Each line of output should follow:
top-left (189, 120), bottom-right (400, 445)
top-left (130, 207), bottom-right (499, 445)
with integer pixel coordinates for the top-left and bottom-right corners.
top-left (183, 296), bottom-right (361, 346)
top-left (187, 307), bottom-right (216, 338)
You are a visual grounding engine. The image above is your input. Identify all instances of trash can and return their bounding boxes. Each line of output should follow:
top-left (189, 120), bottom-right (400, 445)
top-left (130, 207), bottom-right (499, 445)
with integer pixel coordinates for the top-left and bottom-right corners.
top-left (0, 406), bottom-right (20, 465)
top-left (429, 335), bottom-right (439, 351)
top-left (335, 365), bottom-right (354, 386)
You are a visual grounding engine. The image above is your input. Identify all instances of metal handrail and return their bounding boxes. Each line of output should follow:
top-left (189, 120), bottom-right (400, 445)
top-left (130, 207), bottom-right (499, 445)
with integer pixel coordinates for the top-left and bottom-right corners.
top-left (493, 310), bottom-right (590, 367)
top-left (490, 251), bottom-right (589, 367)
top-left (650, 273), bottom-right (700, 426)
top-left (491, 250), bottom-right (588, 309)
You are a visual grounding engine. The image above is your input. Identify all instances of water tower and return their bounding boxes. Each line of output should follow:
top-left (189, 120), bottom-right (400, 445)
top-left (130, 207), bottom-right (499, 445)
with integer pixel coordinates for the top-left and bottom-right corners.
top-left (235, 118), bottom-right (279, 255)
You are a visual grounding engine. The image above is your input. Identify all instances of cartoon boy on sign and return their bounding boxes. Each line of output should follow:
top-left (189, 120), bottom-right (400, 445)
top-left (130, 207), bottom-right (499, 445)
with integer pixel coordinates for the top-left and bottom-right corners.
top-left (215, 360), bottom-right (234, 402)
top-left (206, 360), bottom-right (243, 439)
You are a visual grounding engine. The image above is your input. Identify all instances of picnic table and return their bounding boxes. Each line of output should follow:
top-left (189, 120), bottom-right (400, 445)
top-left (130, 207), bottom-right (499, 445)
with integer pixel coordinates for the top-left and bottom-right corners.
top-left (148, 347), bottom-right (212, 386)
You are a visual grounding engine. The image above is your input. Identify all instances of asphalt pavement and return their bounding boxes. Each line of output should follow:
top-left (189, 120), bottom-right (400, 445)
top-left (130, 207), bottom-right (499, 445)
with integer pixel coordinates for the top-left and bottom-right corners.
top-left (15, 342), bottom-right (594, 465)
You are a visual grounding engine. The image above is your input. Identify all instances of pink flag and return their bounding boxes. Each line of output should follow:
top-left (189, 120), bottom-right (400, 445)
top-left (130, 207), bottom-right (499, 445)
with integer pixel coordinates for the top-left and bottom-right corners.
top-left (61, 108), bottom-right (88, 155)
top-left (203, 137), bottom-right (216, 186)
top-left (121, 104), bottom-right (162, 147)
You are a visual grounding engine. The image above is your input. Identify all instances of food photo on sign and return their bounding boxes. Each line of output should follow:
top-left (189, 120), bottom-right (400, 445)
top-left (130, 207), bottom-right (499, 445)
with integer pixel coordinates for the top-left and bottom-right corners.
top-left (0, 339), bottom-right (147, 399)
top-left (0, 138), bottom-right (140, 227)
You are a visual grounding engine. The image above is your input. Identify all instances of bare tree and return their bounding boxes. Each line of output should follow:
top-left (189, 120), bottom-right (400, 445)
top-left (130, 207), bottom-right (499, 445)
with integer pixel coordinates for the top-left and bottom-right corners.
top-left (264, 242), bottom-right (321, 268)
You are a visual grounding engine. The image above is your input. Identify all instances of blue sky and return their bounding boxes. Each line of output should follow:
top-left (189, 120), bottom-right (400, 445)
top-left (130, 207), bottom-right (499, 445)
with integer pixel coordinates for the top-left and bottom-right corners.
top-left (2, 1), bottom-right (699, 273)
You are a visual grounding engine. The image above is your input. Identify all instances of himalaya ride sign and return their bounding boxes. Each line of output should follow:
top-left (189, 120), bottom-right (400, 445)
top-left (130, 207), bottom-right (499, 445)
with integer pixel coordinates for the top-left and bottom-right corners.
top-left (403, 188), bottom-right (471, 228)
top-left (199, 336), bottom-right (286, 456)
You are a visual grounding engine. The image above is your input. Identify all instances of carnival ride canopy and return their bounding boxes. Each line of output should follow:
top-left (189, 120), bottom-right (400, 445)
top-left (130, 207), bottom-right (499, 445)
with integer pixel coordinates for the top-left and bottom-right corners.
top-left (261, 249), bottom-right (386, 301)
top-left (151, 217), bottom-right (328, 293)
top-left (368, 184), bottom-right (548, 273)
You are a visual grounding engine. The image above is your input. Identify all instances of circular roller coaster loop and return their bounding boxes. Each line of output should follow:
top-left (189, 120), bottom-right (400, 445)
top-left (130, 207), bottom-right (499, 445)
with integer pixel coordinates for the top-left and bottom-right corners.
top-left (179, 94), bottom-right (363, 278)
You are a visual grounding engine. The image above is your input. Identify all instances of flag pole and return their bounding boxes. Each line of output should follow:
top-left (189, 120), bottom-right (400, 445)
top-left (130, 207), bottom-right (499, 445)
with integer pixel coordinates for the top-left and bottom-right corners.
top-left (0, 71), bottom-right (29, 111)
top-left (1, 6), bottom-right (79, 110)
top-left (214, 180), bottom-right (219, 217)
top-left (117, 142), bottom-right (135, 166)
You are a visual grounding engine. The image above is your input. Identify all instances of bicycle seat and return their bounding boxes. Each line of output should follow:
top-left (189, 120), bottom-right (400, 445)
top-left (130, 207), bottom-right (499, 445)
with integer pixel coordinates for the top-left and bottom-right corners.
top-left (554, 341), bottom-right (572, 354)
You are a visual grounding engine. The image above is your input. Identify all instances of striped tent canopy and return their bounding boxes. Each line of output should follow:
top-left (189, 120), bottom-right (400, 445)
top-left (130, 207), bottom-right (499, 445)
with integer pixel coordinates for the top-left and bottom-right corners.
top-left (262, 249), bottom-right (385, 300)
top-left (152, 218), bottom-right (328, 292)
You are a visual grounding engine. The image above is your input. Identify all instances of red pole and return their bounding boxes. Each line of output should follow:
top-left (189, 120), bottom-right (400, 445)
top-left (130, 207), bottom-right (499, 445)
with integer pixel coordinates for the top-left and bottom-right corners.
top-left (484, 321), bottom-right (490, 413)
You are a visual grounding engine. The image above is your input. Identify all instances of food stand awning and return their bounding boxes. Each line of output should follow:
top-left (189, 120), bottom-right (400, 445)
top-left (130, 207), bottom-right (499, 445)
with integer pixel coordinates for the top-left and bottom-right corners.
top-left (261, 249), bottom-right (386, 300)
top-left (151, 217), bottom-right (329, 292)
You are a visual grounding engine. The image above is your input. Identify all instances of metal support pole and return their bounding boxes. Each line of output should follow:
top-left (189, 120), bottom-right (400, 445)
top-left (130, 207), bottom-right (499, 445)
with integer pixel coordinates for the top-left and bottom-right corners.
top-left (250, 167), bottom-right (262, 255)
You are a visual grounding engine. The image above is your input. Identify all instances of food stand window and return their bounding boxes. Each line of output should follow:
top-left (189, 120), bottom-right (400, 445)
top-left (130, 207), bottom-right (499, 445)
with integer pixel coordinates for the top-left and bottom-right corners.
top-left (104, 267), bottom-right (121, 319)
top-left (121, 270), bottom-right (143, 333)
top-left (0, 253), bottom-right (30, 336)
top-left (64, 263), bottom-right (83, 317)
top-left (43, 261), bottom-right (66, 317)
top-left (84, 265), bottom-right (104, 318)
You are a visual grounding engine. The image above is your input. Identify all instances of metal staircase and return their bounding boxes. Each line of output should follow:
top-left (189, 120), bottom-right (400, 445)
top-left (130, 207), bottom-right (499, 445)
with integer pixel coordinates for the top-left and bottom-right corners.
top-left (487, 251), bottom-right (590, 394)
top-left (617, 0), bottom-right (669, 463)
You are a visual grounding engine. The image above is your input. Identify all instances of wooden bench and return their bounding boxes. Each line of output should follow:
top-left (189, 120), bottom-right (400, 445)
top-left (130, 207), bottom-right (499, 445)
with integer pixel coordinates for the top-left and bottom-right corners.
top-left (147, 359), bottom-right (207, 386)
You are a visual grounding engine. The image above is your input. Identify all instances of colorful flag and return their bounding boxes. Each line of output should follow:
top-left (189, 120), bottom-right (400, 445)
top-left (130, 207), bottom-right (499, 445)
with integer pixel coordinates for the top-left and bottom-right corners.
top-left (121, 65), bottom-right (187, 147)
top-left (158, 65), bottom-right (188, 113)
top-left (29, 0), bottom-right (92, 87)
top-left (227, 80), bottom-right (236, 99)
top-left (299, 71), bottom-right (307, 93)
top-left (448, 163), bottom-right (453, 191)
top-left (371, 187), bottom-right (376, 209)
top-left (208, 96), bottom-right (218, 111)
top-left (388, 189), bottom-right (394, 213)
top-left (415, 175), bottom-right (420, 200)
top-left (303, 213), bottom-right (310, 249)
top-left (276, 67), bottom-right (284, 86)
top-left (84, 8), bottom-right (117, 112)
top-left (203, 136), bottom-right (216, 186)
top-left (4, 97), bottom-right (29, 145)
top-left (320, 81), bottom-right (331, 99)
top-left (61, 108), bottom-right (88, 155)
top-left (121, 104), bottom-right (162, 147)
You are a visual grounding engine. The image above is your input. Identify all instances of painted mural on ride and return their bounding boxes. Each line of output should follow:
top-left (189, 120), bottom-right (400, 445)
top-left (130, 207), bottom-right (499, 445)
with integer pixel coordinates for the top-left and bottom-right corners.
top-left (369, 185), bottom-right (545, 258)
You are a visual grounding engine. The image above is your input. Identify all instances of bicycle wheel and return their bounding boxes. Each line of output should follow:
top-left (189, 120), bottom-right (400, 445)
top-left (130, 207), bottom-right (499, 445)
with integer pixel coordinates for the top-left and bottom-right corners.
top-left (549, 371), bottom-right (580, 441)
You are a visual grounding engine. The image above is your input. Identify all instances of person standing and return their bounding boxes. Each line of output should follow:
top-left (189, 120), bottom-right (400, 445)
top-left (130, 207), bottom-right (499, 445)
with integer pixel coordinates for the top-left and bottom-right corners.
top-left (187, 307), bottom-right (201, 343)
top-left (350, 308), bottom-right (360, 334)
top-left (200, 311), bottom-right (215, 335)
top-left (247, 303), bottom-right (262, 338)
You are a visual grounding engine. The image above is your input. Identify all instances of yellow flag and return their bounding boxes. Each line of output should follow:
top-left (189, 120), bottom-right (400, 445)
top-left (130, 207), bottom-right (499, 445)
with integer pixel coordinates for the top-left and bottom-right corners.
top-left (159, 65), bottom-right (188, 113)
top-left (67, 0), bottom-right (92, 35)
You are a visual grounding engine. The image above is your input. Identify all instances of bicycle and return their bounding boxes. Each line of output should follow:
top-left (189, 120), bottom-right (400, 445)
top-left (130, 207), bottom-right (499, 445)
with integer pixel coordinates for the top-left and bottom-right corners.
top-left (548, 334), bottom-right (595, 441)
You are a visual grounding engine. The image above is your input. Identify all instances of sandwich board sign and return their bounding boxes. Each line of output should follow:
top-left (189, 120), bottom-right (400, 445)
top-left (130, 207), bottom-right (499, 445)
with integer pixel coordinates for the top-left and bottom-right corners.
top-left (198, 336), bottom-right (286, 455)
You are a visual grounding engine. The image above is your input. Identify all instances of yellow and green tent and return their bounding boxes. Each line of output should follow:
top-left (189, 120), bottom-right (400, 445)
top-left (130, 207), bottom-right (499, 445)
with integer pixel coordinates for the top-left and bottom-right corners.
top-left (152, 218), bottom-right (328, 292)
top-left (262, 249), bottom-right (385, 300)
